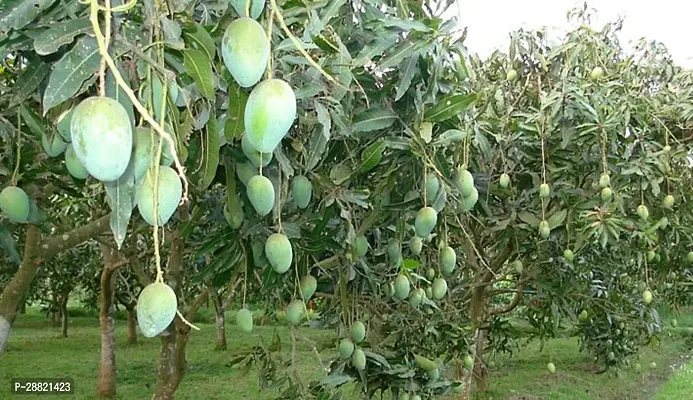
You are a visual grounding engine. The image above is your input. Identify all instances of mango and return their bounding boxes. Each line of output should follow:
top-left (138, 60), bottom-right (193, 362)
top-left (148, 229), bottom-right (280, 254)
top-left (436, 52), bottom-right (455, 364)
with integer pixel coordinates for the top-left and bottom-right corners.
top-left (539, 183), bottom-right (550, 198)
top-left (659, 217), bottom-right (668, 229)
top-left (241, 133), bottom-right (272, 167)
top-left (132, 127), bottom-right (155, 181)
top-left (590, 66), bottom-right (603, 81)
top-left (432, 278), bottom-right (447, 300)
top-left (642, 289), bottom-right (653, 304)
top-left (663, 195), bottom-right (674, 209)
top-left (351, 348), bottom-right (366, 370)
top-left (56, 108), bottom-right (73, 142)
top-left (564, 249), bottom-right (574, 262)
top-left (236, 161), bottom-right (258, 186)
top-left (459, 187), bottom-right (478, 212)
top-left (247, 175), bottom-right (275, 216)
top-left (393, 274), bottom-right (411, 300)
top-left (463, 355), bottom-right (473, 370)
top-left (137, 282), bottom-right (177, 338)
top-left (71, 96), bottom-right (133, 182)
top-left (414, 354), bottom-right (438, 371)
top-left (355, 235), bottom-right (368, 257)
top-left (300, 274), bottom-right (317, 300)
top-left (636, 204), bottom-right (649, 221)
top-left (64, 144), bottom-right (89, 179)
top-left (427, 368), bottom-right (439, 381)
top-left (454, 168), bottom-right (475, 197)
top-left (339, 338), bottom-right (355, 359)
top-left (409, 288), bottom-right (425, 308)
top-left (539, 220), bottom-right (550, 239)
top-left (387, 239), bottom-right (401, 266)
top-left (236, 308), bottom-right (253, 333)
top-left (440, 246), bottom-right (456, 275)
top-left (414, 206), bottom-right (437, 238)
top-left (0, 186), bottom-right (30, 223)
top-left (426, 268), bottom-right (435, 281)
top-left (409, 236), bottom-right (423, 256)
top-left (292, 175), bottom-right (312, 209)
top-left (599, 173), bottom-right (610, 188)
top-left (601, 187), bottom-right (612, 202)
top-left (499, 173), bottom-right (510, 188)
top-left (512, 260), bottom-right (523, 274)
top-left (351, 321), bottom-right (366, 343)
top-left (42, 132), bottom-right (68, 157)
top-left (285, 299), bottom-right (305, 325)
top-left (547, 362), bottom-right (556, 374)
top-left (265, 233), bottom-right (292, 273)
top-left (687, 251), bottom-right (693, 263)
top-left (425, 173), bottom-right (439, 204)
top-left (245, 79), bottom-right (296, 153)
top-left (222, 18), bottom-right (269, 88)
top-left (137, 167), bottom-right (182, 226)
top-left (578, 310), bottom-right (588, 321)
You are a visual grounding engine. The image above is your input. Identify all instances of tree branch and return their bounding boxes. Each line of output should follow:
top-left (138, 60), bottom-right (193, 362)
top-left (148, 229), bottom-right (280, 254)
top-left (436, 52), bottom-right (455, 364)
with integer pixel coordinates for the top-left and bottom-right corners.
top-left (488, 286), bottom-right (524, 316)
top-left (41, 214), bottom-right (111, 260)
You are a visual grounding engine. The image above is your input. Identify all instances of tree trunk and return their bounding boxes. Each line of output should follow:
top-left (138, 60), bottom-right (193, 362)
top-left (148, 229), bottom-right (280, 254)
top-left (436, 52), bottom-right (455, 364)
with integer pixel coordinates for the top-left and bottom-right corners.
top-left (211, 290), bottom-right (226, 350)
top-left (0, 215), bottom-right (110, 356)
top-left (60, 289), bottom-right (70, 338)
top-left (0, 225), bottom-right (40, 354)
top-left (96, 245), bottom-right (119, 398)
top-left (20, 300), bottom-right (26, 314)
top-left (126, 306), bottom-right (137, 345)
top-left (50, 290), bottom-right (60, 327)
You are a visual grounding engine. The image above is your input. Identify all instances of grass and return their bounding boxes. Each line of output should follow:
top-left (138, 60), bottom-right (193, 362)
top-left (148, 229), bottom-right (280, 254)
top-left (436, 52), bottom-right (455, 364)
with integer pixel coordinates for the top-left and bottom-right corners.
top-left (1, 307), bottom-right (692, 399)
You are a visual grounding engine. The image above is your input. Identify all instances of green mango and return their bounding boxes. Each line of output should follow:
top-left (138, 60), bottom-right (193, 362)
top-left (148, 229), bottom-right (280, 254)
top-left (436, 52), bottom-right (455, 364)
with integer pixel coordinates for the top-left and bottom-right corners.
top-left (338, 338), bottom-right (354, 359)
top-left (393, 274), bottom-right (411, 300)
top-left (409, 236), bottom-right (423, 256)
top-left (42, 132), bottom-right (68, 157)
top-left (236, 161), bottom-right (258, 186)
top-left (425, 173), bottom-right (439, 204)
top-left (601, 187), bottom-right (612, 201)
top-left (236, 308), bottom-right (253, 333)
top-left (663, 195), bottom-right (674, 208)
top-left (247, 175), bottom-right (275, 216)
top-left (454, 168), bottom-right (475, 197)
top-left (0, 186), bottom-right (30, 223)
top-left (355, 235), bottom-right (368, 257)
top-left (221, 18), bottom-right (269, 88)
top-left (539, 183), bottom-right (550, 198)
top-left (387, 239), bottom-right (402, 267)
top-left (351, 348), bottom-right (366, 370)
top-left (285, 299), bottom-right (305, 325)
top-left (439, 246), bottom-right (456, 275)
top-left (300, 274), bottom-right (317, 300)
top-left (414, 206), bottom-right (437, 237)
top-left (71, 97), bottom-right (133, 182)
top-left (409, 288), bottom-right (425, 308)
top-left (230, 0), bottom-right (264, 19)
top-left (265, 233), bottom-right (292, 273)
top-left (414, 354), bottom-right (438, 371)
top-left (463, 354), bottom-right (473, 370)
top-left (242, 133), bottom-right (273, 167)
top-left (137, 167), bottom-right (183, 226)
top-left (432, 278), bottom-right (447, 300)
top-left (459, 187), bottom-right (478, 212)
top-left (351, 321), bottom-right (366, 343)
top-left (599, 173), bottom-right (610, 188)
top-left (563, 249), bottom-right (574, 262)
top-left (245, 79), bottom-right (296, 153)
top-left (506, 69), bottom-right (518, 81)
top-left (64, 144), bottom-right (89, 180)
top-left (136, 282), bottom-right (177, 338)
top-left (292, 175), bottom-right (312, 209)
top-left (499, 173), bottom-right (510, 188)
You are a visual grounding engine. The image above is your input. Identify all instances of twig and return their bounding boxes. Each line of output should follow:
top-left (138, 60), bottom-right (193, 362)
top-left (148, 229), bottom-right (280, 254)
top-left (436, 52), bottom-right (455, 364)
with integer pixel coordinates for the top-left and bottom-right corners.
top-left (11, 108), bottom-right (21, 186)
top-left (98, 0), bottom-right (112, 97)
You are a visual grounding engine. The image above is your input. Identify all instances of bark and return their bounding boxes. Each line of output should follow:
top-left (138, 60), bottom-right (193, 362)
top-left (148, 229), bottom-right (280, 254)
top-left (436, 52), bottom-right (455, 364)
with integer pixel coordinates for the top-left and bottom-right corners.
top-left (153, 226), bottom-right (208, 400)
top-left (126, 307), bottom-right (138, 345)
top-left (96, 245), bottom-right (119, 398)
top-left (50, 290), bottom-right (60, 327)
top-left (0, 215), bottom-right (110, 355)
top-left (0, 225), bottom-right (40, 354)
top-left (211, 290), bottom-right (226, 350)
top-left (60, 288), bottom-right (70, 338)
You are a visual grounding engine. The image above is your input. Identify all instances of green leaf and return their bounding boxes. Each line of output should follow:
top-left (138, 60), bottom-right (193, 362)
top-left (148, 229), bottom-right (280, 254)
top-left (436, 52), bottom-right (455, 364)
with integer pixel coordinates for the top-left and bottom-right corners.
top-left (359, 139), bottom-right (385, 173)
top-left (160, 16), bottom-right (185, 49)
top-left (424, 93), bottom-right (477, 122)
top-left (378, 40), bottom-right (418, 69)
top-left (183, 21), bottom-right (216, 61)
top-left (354, 34), bottom-right (399, 66)
top-left (194, 111), bottom-right (220, 189)
top-left (105, 63), bottom-right (135, 131)
top-left (295, 82), bottom-right (323, 100)
top-left (432, 129), bottom-right (468, 146)
top-left (378, 18), bottom-right (430, 32)
top-left (224, 82), bottom-right (248, 140)
top-left (320, 0), bottom-right (346, 24)
top-left (104, 160), bottom-right (136, 249)
top-left (0, 0), bottom-right (57, 39)
top-left (306, 102), bottom-right (331, 171)
top-left (42, 36), bottom-right (100, 114)
top-left (402, 258), bottom-right (420, 270)
top-left (183, 48), bottom-right (215, 99)
top-left (547, 209), bottom-right (567, 230)
top-left (518, 211), bottom-right (541, 228)
top-left (0, 224), bottom-right (21, 264)
top-left (419, 122), bottom-right (432, 143)
top-left (11, 57), bottom-right (50, 105)
top-left (20, 104), bottom-right (45, 138)
top-left (329, 105), bottom-right (352, 137)
top-left (395, 55), bottom-right (417, 101)
top-left (353, 108), bottom-right (397, 133)
top-left (33, 18), bottom-right (91, 55)
top-left (223, 163), bottom-right (244, 229)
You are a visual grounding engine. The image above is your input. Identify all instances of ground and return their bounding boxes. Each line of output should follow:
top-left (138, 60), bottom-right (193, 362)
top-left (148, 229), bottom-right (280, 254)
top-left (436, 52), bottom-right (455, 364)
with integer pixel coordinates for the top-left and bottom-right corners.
top-left (0, 306), bottom-right (691, 399)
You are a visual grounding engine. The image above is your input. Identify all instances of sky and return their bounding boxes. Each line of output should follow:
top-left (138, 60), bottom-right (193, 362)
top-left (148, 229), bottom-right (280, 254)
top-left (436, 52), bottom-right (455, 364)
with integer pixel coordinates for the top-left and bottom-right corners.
top-left (448, 0), bottom-right (693, 68)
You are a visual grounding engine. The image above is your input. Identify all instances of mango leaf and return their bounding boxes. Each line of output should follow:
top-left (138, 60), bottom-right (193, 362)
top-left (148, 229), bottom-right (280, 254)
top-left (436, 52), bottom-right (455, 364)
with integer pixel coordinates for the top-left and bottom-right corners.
top-left (419, 122), bottom-right (432, 143)
top-left (518, 211), bottom-right (541, 228)
top-left (432, 129), bottom-right (468, 146)
top-left (353, 34), bottom-right (399, 66)
top-left (0, 224), bottom-right (21, 264)
top-left (320, 0), bottom-right (346, 24)
top-left (305, 102), bottom-right (331, 171)
top-left (402, 258), bottom-right (420, 270)
top-left (194, 111), bottom-right (220, 189)
top-left (42, 36), bottom-right (100, 114)
top-left (224, 83), bottom-right (248, 140)
top-left (379, 18), bottom-right (430, 32)
top-left (359, 139), bottom-right (385, 173)
top-left (273, 146), bottom-right (295, 177)
top-left (105, 63), bottom-right (135, 131)
top-left (395, 55), bottom-right (417, 101)
top-left (183, 21), bottom-right (215, 61)
top-left (160, 16), bottom-right (185, 49)
top-left (33, 18), bottom-right (91, 55)
top-left (20, 104), bottom-right (45, 137)
top-left (104, 160), bottom-right (136, 249)
top-left (11, 57), bottom-right (50, 105)
top-left (547, 209), bottom-right (567, 230)
top-left (223, 163), bottom-right (244, 229)
top-left (329, 105), bottom-right (351, 137)
top-left (0, 0), bottom-right (57, 39)
top-left (183, 48), bottom-right (215, 99)
top-left (352, 108), bottom-right (397, 133)
top-left (378, 40), bottom-right (418, 70)
top-left (424, 93), bottom-right (477, 122)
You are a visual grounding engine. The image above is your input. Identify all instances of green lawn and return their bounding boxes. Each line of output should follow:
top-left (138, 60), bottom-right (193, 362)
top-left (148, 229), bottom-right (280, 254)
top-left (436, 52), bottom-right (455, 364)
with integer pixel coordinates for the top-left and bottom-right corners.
top-left (1, 307), bottom-right (692, 399)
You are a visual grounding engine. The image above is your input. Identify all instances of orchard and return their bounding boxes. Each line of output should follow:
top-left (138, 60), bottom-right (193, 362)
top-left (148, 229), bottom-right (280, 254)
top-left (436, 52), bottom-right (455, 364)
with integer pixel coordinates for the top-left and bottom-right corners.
top-left (1, 1), bottom-right (693, 399)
